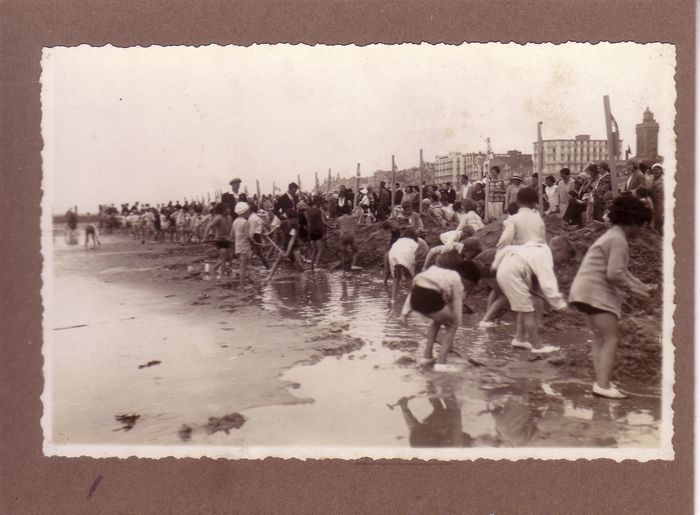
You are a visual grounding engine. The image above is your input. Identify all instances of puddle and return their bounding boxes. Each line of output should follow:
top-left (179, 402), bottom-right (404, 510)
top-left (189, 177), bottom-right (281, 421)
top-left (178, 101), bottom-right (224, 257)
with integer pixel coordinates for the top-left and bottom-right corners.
top-left (238, 271), bottom-right (662, 448)
top-left (50, 242), bottom-right (661, 449)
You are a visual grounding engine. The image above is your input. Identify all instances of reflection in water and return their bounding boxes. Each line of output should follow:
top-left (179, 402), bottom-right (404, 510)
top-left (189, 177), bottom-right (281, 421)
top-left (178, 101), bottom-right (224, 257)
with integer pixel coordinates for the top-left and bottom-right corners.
top-left (398, 381), bottom-right (468, 447)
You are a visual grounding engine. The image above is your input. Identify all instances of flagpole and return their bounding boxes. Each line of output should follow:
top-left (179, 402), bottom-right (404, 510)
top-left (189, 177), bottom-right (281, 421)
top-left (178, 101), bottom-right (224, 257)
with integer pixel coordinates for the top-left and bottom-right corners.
top-left (419, 149), bottom-right (424, 213)
top-left (355, 163), bottom-right (360, 209)
top-left (297, 174), bottom-right (301, 192)
top-left (327, 169), bottom-right (331, 194)
top-left (537, 121), bottom-right (544, 214)
top-left (391, 155), bottom-right (396, 208)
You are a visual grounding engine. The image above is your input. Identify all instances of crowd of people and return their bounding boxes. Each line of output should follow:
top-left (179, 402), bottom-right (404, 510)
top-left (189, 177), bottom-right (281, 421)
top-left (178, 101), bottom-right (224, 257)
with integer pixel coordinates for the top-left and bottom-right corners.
top-left (74, 157), bottom-right (663, 400)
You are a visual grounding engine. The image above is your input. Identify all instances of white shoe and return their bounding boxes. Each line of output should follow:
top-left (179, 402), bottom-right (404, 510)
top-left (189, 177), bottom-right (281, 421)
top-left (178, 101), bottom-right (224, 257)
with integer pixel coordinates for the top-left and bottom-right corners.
top-left (511, 340), bottom-right (533, 350)
top-left (433, 363), bottom-right (462, 373)
top-left (478, 320), bottom-right (497, 328)
top-left (592, 383), bottom-right (629, 399)
top-left (531, 345), bottom-right (560, 354)
top-left (350, 265), bottom-right (363, 271)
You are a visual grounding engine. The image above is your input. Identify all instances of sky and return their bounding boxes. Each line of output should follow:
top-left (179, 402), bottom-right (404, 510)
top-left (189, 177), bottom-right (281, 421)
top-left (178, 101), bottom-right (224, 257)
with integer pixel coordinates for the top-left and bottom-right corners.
top-left (41, 43), bottom-right (676, 213)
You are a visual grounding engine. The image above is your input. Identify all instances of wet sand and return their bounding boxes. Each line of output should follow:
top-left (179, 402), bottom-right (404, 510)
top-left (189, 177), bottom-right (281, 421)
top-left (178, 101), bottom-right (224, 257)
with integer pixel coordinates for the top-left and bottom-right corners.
top-left (46, 229), bottom-right (661, 450)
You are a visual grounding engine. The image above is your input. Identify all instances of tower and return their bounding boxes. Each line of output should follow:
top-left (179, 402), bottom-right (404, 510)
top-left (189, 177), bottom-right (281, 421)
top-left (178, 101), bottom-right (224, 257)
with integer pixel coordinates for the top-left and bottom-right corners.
top-left (635, 107), bottom-right (660, 163)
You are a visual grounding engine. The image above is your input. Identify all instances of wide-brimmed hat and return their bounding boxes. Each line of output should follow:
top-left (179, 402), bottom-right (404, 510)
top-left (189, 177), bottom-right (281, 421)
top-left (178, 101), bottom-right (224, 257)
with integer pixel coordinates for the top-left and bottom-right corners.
top-left (360, 188), bottom-right (368, 194)
top-left (234, 202), bottom-right (249, 215)
top-left (229, 177), bottom-right (242, 185)
top-left (651, 163), bottom-right (663, 170)
top-left (511, 175), bottom-right (522, 182)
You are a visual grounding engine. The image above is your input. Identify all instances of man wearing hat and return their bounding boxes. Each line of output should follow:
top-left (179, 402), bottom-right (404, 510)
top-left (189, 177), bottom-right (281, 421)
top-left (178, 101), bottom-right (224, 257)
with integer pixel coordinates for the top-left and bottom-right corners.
top-left (222, 178), bottom-right (246, 220)
top-left (504, 175), bottom-right (523, 210)
top-left (275, 182), bottom-right (299, 219)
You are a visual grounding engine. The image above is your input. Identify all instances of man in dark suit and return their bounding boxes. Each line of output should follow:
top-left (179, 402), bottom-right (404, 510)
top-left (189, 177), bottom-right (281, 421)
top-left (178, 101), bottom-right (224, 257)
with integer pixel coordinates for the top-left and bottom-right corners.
top-left (275, 182), bottom-right (299, 218)
top-left (445, 182), bottom-right (457, 203)
top-left (623, 158), bottom-right (645, 193)
top-left (221, 177), bottom-right (246, 220)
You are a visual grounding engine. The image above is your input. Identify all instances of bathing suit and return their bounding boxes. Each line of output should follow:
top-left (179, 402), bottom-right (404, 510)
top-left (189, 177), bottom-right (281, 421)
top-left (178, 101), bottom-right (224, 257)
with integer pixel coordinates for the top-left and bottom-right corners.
top-left (410, 285), bottom-right (446, 315)
top-left (571, 302), bottom-right (615, 317)
top-left (215, 240), bottom-right (230, 249)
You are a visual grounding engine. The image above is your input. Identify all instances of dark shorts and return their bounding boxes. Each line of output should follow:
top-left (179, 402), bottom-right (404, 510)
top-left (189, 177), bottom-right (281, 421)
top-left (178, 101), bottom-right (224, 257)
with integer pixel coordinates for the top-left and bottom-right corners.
top-left (85, 225), bottom-right (95, 235)
top-left (571, 302), bottom-right (616, 317)
top-left (215, 240), bottom-right (231, 250)
top-left (341, 236), bottom-right (356, 247)
top-left (410, 285), bottom-right (446, 315)
top-left (309, 232), bottom-right (323, 241)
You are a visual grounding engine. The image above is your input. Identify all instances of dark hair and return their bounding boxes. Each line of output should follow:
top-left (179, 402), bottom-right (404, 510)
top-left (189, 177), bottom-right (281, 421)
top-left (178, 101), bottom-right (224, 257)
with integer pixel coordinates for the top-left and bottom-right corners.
top-left (639, 162), bottom-right (649, 173)
top-left (607, 195), bottom-right (652, 226)
top-left (401, 227), bottom-right (418, 241)
top-left (462, 199), bottom-right (476, 212)
top-left (585, 163), bottom-right (599, 176)
top-left (491, 166), bottom-right (501, 174)
top-left (507, 202), bottom-right (520, 215)
top-left (452, 201), bottom-right (463, 213)
top-left (213, 202), bottom-right (225, 215)
top-left (289, 182), bottom-right (299, 190)
top-left (516, 187), bottom-right (539, 206)
top-left (560, 168), bottom-right (571, 176)
top-left (598, 161), bottom-right (611, 173)
top-left (461, 237), bottom-right (482, 256)
top-left (544, 175), bottom-right (556, 185)
top-left (439, 257), bottom-right (480, 283)
top-left (440, 195), bottom-right (449, 203)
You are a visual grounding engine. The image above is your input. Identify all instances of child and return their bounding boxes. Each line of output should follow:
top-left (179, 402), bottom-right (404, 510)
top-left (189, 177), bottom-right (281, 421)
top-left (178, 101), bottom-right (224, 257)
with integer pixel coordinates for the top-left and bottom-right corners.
top-left (396, 202), bottom-right (424, 231)
top-left (455, 200), bottom-right (484, 233)
top-left (400, 257), bottom-right (481, 372)
top-left (358, 204), bottom-right (376, 226)
top-left (84, 216), bottom-right (101, 249)
top-left (569, 195), bottom-right (655, 399)
top-left (336, 205), bottom-right (362, 271)
top-left (544, 175), bottom-right (558, 214)
top-left (231, 202), bottom-right (252, 287)
top-left (203, 203), bottom-right (233, 275)
top-left (494, 235), bottom-right (575, 354)
top-left (267, 209), bottom-right (305, 280)
top-left (422, 233), bottom-right (481, 272)
top-left (383, 226), bottom-right (402, 285)
top-left (496, 188), bottom-right (546, 251)
top-left (388, 228), bottom-right (420, 301)
top-left (247, 208), bottom-right (270, 269)
top-left (306, 197), bottom-right (326, 269)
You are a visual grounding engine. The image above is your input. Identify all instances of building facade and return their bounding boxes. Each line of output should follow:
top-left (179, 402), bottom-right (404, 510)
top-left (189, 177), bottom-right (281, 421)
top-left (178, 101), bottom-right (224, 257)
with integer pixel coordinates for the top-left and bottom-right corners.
top-left (635, 108), bottom-right (660, 163)
top-left (533, 135), bottom-right (615, 176)
top-left (436, 150), bottom-right (533, 184)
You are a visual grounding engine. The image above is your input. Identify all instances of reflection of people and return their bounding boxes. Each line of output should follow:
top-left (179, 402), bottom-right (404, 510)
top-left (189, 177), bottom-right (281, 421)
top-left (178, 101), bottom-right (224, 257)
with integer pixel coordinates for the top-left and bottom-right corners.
top-left (490, 399), bottom-right (538, 446)
top-left (397, 383), bottom-right (467, 447)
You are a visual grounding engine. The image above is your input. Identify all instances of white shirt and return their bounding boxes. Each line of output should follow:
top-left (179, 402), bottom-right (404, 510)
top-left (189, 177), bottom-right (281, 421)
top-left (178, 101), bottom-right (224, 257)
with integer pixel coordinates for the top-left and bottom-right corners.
top-left (248, 212), bottom-right (265, 237)
top-left (388, 238), bottom-right (420, 275)
top-left (496, 207), bottom-right (545, 250)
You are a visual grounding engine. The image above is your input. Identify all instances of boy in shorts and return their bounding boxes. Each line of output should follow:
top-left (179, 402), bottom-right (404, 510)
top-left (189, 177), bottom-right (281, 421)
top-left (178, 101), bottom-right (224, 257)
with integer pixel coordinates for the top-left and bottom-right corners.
top-left (84, 216), bottom-right (101, 249)
top-left (336, 205), bottom-right (362, 271)
top-left (231, 202), bottom-right (253, 287)
top-left (204, 203), bottom-right (233, 276)
top-left (400, 258), bottom-right (481, 372)
top-left (494, 235), bottom-right (575, 353)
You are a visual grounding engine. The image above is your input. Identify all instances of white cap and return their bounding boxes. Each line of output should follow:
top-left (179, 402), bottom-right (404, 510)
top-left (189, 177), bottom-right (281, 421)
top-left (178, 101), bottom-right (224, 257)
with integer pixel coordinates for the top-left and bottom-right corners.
top-left (234, 202), bottom-right (249, 215)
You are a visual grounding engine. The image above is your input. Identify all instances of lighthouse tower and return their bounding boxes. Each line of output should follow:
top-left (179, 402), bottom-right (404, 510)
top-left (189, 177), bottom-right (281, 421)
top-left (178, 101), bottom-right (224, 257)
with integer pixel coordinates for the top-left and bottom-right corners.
top-left (635, 107), bottom-right (660, 163)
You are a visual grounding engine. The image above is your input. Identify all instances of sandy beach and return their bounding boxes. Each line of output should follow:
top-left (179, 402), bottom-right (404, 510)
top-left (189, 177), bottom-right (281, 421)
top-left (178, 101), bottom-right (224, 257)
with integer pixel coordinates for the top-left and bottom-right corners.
top-left (45, 228), bottom-right (662, 450)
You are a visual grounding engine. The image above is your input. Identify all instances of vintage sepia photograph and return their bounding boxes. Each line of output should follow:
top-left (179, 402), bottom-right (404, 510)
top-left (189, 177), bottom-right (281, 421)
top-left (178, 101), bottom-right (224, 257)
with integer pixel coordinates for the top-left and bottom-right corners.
top-left (41, 42), bottom-right (675, 460)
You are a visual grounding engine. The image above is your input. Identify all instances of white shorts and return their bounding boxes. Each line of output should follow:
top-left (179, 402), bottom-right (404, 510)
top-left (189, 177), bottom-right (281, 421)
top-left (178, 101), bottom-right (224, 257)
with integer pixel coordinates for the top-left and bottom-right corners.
top-left (496, 255), bottom-right (535, 313)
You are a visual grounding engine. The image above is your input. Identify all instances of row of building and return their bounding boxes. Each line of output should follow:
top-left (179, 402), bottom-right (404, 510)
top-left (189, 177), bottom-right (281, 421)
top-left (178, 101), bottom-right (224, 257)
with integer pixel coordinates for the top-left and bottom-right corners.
top-left (319, 108), bottom-right (661, 191)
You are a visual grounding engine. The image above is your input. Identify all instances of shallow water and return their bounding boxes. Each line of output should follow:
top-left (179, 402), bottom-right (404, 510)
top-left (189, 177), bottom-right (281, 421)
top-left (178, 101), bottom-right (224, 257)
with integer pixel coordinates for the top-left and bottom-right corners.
top-left (49, 235), bottom-right (661, 449)
top-left (243, 272), bottom-right (661, 448)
